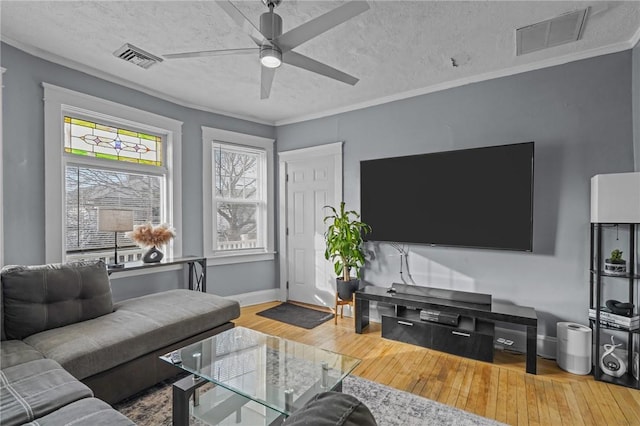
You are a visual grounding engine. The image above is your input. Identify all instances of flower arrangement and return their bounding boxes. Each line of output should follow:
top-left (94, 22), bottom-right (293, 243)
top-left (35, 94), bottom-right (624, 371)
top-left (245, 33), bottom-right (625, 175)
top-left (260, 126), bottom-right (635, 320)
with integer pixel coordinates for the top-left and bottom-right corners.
top-left (126, 223), bottom-right (175, 248)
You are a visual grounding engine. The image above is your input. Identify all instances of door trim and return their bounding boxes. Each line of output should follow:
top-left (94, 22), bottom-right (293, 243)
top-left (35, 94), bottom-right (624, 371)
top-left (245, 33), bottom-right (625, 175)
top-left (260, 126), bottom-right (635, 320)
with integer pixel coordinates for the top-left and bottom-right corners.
top-left (278, 142), bottom-right (343, 302)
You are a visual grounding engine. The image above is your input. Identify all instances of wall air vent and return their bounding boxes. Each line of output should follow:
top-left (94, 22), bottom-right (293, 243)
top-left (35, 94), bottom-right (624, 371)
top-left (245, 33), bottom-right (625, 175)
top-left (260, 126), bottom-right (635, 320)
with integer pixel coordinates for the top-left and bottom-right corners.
top-left (516, 8), bottom-right (589, 56)
top-left (113, 43), bottom-right (163, 69)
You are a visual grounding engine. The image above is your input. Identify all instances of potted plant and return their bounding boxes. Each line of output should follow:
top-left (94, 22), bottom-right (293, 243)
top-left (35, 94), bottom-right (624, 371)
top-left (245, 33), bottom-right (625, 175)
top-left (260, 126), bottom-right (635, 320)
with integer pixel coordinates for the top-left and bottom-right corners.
top-left (126, 223), bottom-right (176, 263)
top-left (324, 202), bottom-right (372, 301)
top-left (604, 249), bottom-right (627, 276)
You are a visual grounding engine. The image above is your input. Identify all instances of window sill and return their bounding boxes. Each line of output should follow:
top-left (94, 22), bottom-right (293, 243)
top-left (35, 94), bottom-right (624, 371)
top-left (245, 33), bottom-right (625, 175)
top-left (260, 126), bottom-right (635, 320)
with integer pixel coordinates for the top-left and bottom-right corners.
top-left (207, 251), bottom-right (276, 266)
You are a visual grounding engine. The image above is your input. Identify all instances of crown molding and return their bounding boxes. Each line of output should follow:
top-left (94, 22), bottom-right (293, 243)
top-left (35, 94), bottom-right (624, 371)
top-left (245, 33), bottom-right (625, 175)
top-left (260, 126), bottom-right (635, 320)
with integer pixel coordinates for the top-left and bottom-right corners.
top-left (42, 82), bottom-right (184, 129)
top-left (1, 36), bottom-right (274, 126)
top-left (3, 26), bottom-right (639, 129)
top-left (275, 38), bottom-right (638, 126)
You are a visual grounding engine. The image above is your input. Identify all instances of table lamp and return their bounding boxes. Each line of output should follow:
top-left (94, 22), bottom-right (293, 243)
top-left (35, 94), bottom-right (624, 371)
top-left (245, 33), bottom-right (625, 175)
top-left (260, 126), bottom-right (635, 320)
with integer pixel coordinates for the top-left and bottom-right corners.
top-left (98, 208), bottom-right (134, 268)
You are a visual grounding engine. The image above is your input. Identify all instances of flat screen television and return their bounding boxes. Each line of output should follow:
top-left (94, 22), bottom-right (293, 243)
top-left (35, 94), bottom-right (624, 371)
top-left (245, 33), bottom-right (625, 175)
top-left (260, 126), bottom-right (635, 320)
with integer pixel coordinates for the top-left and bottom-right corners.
top-left (360, 142), bottom-right (534, 251)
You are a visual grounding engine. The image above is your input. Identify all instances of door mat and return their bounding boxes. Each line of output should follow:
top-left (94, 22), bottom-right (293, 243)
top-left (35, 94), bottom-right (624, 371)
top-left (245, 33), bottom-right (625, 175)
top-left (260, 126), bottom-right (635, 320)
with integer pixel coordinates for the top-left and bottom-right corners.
top-left (256, 302), bottom-right (334, 329)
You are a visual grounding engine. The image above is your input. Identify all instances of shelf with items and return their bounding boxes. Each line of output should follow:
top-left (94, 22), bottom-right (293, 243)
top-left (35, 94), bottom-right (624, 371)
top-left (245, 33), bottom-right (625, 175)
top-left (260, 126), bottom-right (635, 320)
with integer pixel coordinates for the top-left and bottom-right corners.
top-left (588, 305), bottom-right (639, 329)
top-left (589, 222), bottom-right (639, 389)
top-left (589, 270), bottom-right (640, 280)
top-left (588, 319), bottom-right (640, 333)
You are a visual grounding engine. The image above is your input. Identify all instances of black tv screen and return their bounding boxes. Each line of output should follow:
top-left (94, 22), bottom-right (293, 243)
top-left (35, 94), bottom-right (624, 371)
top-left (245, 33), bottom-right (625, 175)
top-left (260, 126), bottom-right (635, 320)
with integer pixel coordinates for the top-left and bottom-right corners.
top-left (360, 142), bottom-right (534, 251)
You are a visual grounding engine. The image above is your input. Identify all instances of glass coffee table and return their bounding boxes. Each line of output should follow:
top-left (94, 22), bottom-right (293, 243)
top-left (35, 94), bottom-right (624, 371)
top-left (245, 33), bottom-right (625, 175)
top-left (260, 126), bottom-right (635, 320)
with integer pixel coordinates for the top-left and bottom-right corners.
top-left (161, 326), bottom-right (361, 426)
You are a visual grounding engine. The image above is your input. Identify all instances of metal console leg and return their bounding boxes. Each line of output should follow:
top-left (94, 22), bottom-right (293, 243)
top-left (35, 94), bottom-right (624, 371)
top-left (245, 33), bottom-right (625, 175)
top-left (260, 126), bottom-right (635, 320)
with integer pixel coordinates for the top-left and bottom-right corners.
top-left (526, 324), bottom-right (538, 374)
top-left (188, 259), bottom-right (207, 292)
top-left (172, 375), bottom-right (208, 426)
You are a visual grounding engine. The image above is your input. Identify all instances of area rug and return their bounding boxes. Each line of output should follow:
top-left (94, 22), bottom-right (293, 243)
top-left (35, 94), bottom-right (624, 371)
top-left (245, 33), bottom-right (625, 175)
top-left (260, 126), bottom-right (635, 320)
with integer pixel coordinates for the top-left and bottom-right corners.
top-left (114, 374), bottom-right (503, 426)
top-left (345, 376), bottom-right (504, 426)
top-left (256, 302), bottom-right (334, 329)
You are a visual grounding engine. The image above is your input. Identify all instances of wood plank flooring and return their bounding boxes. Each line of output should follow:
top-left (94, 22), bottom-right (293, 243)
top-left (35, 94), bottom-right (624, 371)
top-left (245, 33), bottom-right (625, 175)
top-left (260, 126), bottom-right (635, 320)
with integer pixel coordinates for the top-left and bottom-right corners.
top-left (236, 301), bottom-right (640, 426)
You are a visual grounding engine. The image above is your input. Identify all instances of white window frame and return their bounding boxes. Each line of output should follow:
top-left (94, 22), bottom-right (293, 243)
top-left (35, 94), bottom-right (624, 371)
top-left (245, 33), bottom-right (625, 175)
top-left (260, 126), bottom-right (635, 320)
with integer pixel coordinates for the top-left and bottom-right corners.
top-left (202, 126), bottom-right (275, 265)
top-left (212, 142), bottom-right (267, 250)
top-left (44, 83), bottom-right (183, 264)
top-left (0, 67), bottom-right (5, 267)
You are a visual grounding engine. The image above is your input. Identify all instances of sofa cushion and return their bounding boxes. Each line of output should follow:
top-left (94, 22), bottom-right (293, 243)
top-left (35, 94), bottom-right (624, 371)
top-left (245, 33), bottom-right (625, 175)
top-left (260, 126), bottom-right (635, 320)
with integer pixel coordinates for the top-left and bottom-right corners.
top-left (0, 340), bottom-right (44, 369)
top-left (0, 358), bottom-right (93, 426)
top-left (24, 289), bottom-right (240, 380)
top-left (1, 261), bottom-right (113, 340)
top-left (21, 397), bottom-right (135, 426)
top-left (284, 391), bottom-right (377, 426)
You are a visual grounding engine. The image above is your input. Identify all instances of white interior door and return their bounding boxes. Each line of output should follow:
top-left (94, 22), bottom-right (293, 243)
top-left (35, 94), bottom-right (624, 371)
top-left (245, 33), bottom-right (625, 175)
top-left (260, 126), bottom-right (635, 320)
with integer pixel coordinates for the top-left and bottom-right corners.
top-left (280, 144), bottom-right (342, 307)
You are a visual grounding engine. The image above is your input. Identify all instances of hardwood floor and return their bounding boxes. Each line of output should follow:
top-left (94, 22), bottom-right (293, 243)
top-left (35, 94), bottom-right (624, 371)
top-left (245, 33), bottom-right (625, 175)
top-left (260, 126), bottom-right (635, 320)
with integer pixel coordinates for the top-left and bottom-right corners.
top-left (236, 302), bottom-right (640, 426)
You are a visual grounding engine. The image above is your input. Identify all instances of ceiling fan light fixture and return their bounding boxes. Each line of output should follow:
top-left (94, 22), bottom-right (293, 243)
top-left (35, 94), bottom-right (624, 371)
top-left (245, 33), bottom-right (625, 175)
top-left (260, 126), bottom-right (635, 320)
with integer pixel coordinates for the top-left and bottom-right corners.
top-left (260, 46), bottom-right (282, 68)
top-left (167, 0), bottom-right (369, 98)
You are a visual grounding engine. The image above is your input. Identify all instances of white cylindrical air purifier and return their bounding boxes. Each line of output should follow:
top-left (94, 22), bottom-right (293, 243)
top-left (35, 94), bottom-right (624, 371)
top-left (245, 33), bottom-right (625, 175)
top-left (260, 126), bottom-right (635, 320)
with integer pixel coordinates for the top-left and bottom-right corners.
top-left (557, 322), bottom-right (592, 375)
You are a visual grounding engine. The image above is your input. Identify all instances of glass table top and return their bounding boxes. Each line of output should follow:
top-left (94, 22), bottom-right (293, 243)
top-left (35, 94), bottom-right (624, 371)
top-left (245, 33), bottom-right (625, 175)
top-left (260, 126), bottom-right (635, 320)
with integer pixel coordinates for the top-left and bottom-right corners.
top-left (160, 326), bottom-right (361, 416)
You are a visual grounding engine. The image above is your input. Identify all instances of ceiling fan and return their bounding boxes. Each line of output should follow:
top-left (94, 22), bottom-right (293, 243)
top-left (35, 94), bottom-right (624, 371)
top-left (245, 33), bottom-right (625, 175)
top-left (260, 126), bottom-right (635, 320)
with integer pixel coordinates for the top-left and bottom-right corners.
top-left (163, 0), bottom-right (369, 99)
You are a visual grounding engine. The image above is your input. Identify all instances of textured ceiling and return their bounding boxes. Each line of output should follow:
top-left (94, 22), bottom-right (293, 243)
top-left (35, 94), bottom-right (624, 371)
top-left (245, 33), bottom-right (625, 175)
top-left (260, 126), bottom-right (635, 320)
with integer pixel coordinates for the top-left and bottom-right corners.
top-left (1, 1), bottom-right (639, 124)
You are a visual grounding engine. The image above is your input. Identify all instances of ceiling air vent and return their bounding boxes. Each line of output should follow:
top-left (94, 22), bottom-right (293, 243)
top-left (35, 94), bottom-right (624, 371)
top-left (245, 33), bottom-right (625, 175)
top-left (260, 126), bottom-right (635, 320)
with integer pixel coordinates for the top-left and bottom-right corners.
top-left (516, 8), bottom-right (589, 56)
top-left (113, 43), bottom-right (163, 69)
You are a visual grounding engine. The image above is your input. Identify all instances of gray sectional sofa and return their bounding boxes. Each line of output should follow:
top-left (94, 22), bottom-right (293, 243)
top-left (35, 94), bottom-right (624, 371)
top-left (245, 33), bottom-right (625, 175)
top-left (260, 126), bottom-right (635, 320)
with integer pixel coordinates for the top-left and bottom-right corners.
top-left (0, 260), bottom-right (240, 425)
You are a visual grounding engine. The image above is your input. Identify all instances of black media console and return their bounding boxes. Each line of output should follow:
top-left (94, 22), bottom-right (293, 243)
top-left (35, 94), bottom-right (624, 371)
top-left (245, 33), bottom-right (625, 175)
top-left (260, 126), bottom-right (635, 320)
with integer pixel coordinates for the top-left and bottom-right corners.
top-left (355, 283), bottom-right (538, 374)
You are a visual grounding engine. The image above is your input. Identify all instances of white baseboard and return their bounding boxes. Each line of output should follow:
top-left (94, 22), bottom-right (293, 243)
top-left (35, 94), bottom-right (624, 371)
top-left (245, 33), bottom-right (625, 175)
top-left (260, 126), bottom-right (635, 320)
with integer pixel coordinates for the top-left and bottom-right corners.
top-left (539, 336), bottom-right (557, 360)
top-left (494, 326), bottom-right (557, 360)
top-left (228, 288), bottom-right (280, 307)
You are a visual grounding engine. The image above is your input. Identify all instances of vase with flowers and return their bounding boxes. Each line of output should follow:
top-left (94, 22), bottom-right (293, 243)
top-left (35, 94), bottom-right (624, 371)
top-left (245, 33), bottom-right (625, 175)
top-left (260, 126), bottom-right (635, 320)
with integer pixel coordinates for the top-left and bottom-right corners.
top-left (126, 223), bottom-right (175, 263)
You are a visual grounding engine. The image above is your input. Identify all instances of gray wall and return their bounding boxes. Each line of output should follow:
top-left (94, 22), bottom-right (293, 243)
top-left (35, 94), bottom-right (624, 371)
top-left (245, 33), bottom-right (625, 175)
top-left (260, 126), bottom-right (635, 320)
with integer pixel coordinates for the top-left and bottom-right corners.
top-left (1, 43), bottom-right (277, 300)
top-left (2, 41), bottom-right (637, 330)
top-left (634, 40), bottom-right (640, 171)
top-left (276, 51), bottom-right (635, 337)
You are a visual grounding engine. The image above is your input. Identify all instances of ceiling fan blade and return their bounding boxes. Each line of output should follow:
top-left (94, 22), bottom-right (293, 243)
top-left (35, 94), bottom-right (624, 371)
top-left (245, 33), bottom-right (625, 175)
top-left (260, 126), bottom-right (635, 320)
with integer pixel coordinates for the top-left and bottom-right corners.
top-left (275, 1), bottom-right (369, 52)
top-left (164, 48), bottom-right (258, 59)
top-left (217, 0), bottom-right (269, 46)
top-left (283, 51), bottom-right (359, 86)
top-left (261, 66), bottom-right (276, 100)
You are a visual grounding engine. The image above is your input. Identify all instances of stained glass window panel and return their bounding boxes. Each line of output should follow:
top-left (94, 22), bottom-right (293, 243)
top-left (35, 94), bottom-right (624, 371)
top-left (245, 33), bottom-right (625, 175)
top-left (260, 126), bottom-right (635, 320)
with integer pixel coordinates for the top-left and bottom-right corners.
top-left (64, 116), bottom-right (163, 166)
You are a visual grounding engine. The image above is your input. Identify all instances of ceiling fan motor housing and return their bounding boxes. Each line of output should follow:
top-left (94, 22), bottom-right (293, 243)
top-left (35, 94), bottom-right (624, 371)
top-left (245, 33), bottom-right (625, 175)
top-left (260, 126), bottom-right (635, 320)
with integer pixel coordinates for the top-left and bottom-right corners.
top-left (261, 0), bottom-right (282, 9)
top-left (260, 11), bottom-right (282, 40)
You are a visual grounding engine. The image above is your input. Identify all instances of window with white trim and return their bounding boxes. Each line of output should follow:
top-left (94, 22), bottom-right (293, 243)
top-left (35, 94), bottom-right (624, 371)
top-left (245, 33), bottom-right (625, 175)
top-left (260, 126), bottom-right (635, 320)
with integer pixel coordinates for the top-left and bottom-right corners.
top-left (44, 84), bottom-right (183, 264)
top-left (213, 143), bottom-right (266, 251)
top-left (63, 116), bottom-right (165, 262)
top-left (202, 127), bottom-right (274, 264)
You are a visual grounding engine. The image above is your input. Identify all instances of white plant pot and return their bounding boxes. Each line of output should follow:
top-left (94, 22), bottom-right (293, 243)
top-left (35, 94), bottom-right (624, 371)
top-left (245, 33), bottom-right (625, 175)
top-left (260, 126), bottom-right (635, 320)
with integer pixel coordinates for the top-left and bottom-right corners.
top-left (604, 260), bottom-right (626, 276)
